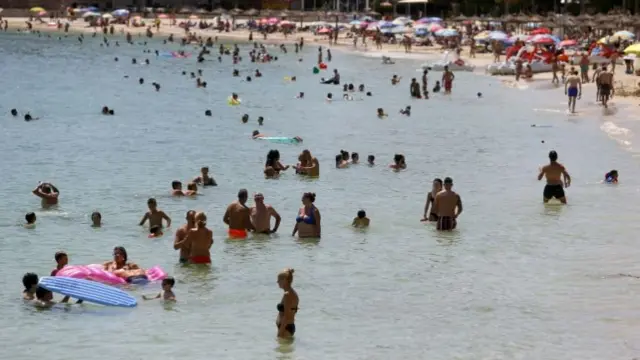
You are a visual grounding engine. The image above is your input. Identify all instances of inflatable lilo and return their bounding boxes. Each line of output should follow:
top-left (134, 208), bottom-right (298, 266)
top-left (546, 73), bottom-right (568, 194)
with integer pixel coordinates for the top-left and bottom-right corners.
top-left (56, 264), bottom-right (167, 285)
top-left (256, 136), bottom-right (303, 144)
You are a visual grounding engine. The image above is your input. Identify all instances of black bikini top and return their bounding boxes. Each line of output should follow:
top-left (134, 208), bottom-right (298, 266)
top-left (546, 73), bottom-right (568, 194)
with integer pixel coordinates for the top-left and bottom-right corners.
top-left (277, 303), bottom-right (298, 313)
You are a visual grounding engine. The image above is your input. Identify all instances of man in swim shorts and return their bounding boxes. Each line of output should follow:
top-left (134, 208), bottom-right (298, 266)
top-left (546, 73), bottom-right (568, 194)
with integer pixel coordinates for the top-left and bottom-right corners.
top-left (441, 66), bottom-right (455, 94)
top-left (433, 177), bottom-right (463, 231)
top-left (597, 65), bottom-right (614, 109)
top-left (564, 70), bottom-right (582, 114)
top-left (223, 189), bottom-right (254, 238)
top-left (185, 212), bottom-right (213, 264)
top-left (538, 150), bottom-right (571, 204)
top-left (174, 210), bottom-right (196, 263)
top-left (250, 193), bottom-right (281, 234)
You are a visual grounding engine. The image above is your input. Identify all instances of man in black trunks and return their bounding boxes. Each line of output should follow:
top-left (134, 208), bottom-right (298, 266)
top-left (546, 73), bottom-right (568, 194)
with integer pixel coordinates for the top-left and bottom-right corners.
top-left (433, 177), bottom-right (463, 231)
top-left (538, 150), bottom-right (571, 204)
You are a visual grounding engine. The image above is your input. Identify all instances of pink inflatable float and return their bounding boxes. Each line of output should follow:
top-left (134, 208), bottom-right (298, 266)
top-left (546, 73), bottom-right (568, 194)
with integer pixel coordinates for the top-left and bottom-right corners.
top-left (56, 264), bottom-right (167, 285)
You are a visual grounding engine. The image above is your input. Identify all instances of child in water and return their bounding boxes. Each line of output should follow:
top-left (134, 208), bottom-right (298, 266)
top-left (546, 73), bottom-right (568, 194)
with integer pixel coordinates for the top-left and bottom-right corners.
top-left (368, 155), bottom-right (375, 166)
top-left (143, 277), bottom-right (176, 301)
top-left (351, 152), bottom-right (359, 164)
top-left (91, 211), bottom-right (102, 227)
top-left (51, 251), bottom-right (68, 276)
top-left (352, 210), bottom-right (370, 228)
top-left (25, 212), bottom-right (36, 228)
top-left (433, 81), bottom-right (441, 93)
top-left (377, 108), bottom-right (388, 118)
top-left (605, 170), bottom-right (619, 183)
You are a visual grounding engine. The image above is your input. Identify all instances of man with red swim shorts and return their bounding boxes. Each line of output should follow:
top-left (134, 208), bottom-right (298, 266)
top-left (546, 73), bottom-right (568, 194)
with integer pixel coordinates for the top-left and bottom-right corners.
top-left (441, 65), bottom-right (455, 94)
top-left (184, 212), bottom-right (213, 264)
top-left (223, 188), bottom-right (254, 239)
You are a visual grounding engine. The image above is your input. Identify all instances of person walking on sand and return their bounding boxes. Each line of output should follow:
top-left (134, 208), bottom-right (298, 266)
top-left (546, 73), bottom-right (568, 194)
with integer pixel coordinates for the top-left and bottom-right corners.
top-left (564, 70), bottom-right (581, 114)
top-left (597, 65), bottom-right (614, 109)
top-left (538, 150), bottom-right (571, 204)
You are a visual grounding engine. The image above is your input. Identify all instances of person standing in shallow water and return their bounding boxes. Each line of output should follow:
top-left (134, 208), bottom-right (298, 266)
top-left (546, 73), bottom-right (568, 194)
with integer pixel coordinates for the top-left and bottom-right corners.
top-left (421, 178), bottom-right (443, 222)
top-left (32, 182), bottom-right (59, 208)
top-left (433, 177), bottom-right (462, 231)
top-left (223, 189), bottom-right (254, 239)
top-left (292, 192), bottom-right (321, 238)
top-left (276, 268), bottom-right (299, 338)
top-left (174, 210), bottom-right (196, 263)
top-left (250, 193), bottom-right (281, 234)
top-left (538, 150), bottom-right (571, 204)
top-left (442, 65), bottom-right (455, 94)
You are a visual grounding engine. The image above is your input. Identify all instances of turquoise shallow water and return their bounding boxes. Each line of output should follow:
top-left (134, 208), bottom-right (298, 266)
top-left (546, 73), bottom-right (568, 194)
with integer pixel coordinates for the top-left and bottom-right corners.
top-left (2, 31), bottom-right (640, 359)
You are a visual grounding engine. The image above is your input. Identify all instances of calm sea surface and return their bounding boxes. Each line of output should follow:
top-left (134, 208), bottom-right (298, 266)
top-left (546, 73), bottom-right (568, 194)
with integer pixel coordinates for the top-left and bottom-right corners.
top-left (1, 31), bottom-right (640, 360)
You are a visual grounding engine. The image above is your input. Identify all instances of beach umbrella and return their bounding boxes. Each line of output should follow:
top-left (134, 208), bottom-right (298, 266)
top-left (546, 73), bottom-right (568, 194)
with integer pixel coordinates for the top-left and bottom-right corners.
top-left (82, 11), bottom-right (100, 18)
top-left (158, 14), bottom-right (168, 19)
top-left (427, 23), bottom-right (443, 32)
top-left (380, 28), bottom-right (392, 34)
top-left (267, 17), bottom-right (279, 24)
top-left (530, 34), bottom-right (556, 45)
top-left (102, 13), bottom-right (113, 19)
top-left (366, 23), bottom-right (379, 31)
top-left (189, 15), bottom-right (199, 20)
top-left (624, 43), bottom-right (640, 55)
top-left (360, 16), bottom-right (374, 22)
top-left (413, 23), bottom-right (429, 30)
top-left (349, 20), bottom-right (361, 25)
top-left (29, 7), bottom-right (45, 12)
top-left (612, 30), bottom-right (635, 41)
top-left (391, 26), bottom-right (407, 34)
top-left (317, 27), bottom-right (331, 34)
top-left (558, 39), bottom-right (577, 47)
top-left (392, 17), bottom-right (411, 26)
top-left (473, 30), bottom-right (490, 40)
top-left (435, 28), bottom-right (458, 37)
top-left (488, 31), bottom-right (508, 41)
top-left (280, 20), bottom-right (295, 27)
top-left (112, 9), bottom-right (129, 16)
top-left (378, 20), bottom-right (394, 28)
top-left (425, 17), bottom-right (442, 22)
top-left (415, 28), bottom-right (428, 36)
top-left (415, 17), bottom-right (430, 24)
top-left (530, 27), bottom-right (551, 35)
top-left (510, 34), bottom-right (530, 42)
top-left (37, 11), bottom-right (46, 16)
top-left (86, 6), bottom-right (99, 12)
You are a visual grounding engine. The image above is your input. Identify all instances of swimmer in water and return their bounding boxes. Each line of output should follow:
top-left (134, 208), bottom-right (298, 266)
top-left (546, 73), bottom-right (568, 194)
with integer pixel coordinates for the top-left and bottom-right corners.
top-left (24, 113), bottom-right (39, 121)
top-left (421, 178), bottom-right (443, 222)
top-left (351, 152), bottom-right (359, 164)
top-left (343, 93), bottom-right (353, 101)
top-left (223, 189), bottom-right (254, 239)
top-left (149, 225), bottom-right (164, 238)
top-left (433, 177), bottom-right (463, 231)
top-left (390, 154), bottom-right (407, 170)
top-left (22, 273), bottom-right (39, 300)
top-left (183, 182), bottom-right (198, 196)
top-left (24, 212), bottom-right (36, 228)
top-left (604, 169), bottom-right (618, 183)
top-left (11, 109), bottom-right (18, 116)
top-left (91, 211), bottom-right (102, 227)
top-left (264, 150), bottom-right (290, 177)
top-left (400, 106), bottom-right (411, 116)
top-left (193, 166), bottom-right (217, 186)
top-left (292, 192), bottom-right (321, 238)
top-left (32, 182), bottom-right (59, 207)
top-left (352, 210), bottom-right (370, 228)
top-left (335, 154), bottom-right (349, 168)
top-left (368, 155), bottom-right (375, 166)
top-left (51, 251), bottom-right (68, 276)
top-left (377, 108), bottom-right (388, 118)
top-left (296, 149), bottom-right (320, 177)
top-left (326, 93), bottom-right (333, 102)
top-left (258, 116), bottom-right (264, 126)
top-left (297, 92), bottom-right (304, 99)
top-left (139, 198), bottom-right (171, 228)
top-left (34, 286), bottom-right (71, 309)
top-left (143, 277), bottom-right (176, 301)
top-left (242, 114), bottom-right (249, 123)
top-left (538, 150), bottom-right (571, 204)
top-left (171, 181), bottom-right (184, 196)
top-left (252, 130), bottom-right (264, 139)
top-left (391, 75), bottom-right (401, 85)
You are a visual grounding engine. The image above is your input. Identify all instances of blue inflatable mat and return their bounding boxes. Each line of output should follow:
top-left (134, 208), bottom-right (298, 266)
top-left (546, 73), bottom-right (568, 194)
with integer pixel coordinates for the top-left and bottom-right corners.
top-left (39, 276), bottom-right (137, 308)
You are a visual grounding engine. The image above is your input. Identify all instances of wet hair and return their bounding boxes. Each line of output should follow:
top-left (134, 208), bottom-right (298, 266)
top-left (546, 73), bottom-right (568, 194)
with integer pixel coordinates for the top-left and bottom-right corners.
top-left (335, 154), bottom-right (343, 167)
top-left (171, 180), bottom-right (182, 189)
top-left (35, 286), bottom-right (52, 300)
top-left (162, 277), bottom-right (175, 287)
top-left (25, 212), bottom-right (36, 224)
top-left (444, 177), bottom-right (453, 185)
top-left (278, 268), bottom-right (295, 284)
top-left (150, 225), bottom-right (161, 234)
top-left (266, 150), bottom-right (280, 167)
top-left (91, 211), bottom-right (101, 220)
top-left (187, 182), bottom-right (197, 191)
top-left (434, 178), bottom-right (443, 186)
top-left (352, 152), bottom-right (359, 160)
top-left (366, 92), bottom-right (372, 96)
top-left (113, 246), bottom-right (128, 262)
top-left (302, 192), bottom-right (316, 203)
top-left (147, 198), bottom-right (157, 206)
top-left (327, 93), bottom-right (332, 99)
top-left (11, 108), bottom-right (18, 116)
top-left (368, 155), bottom-right (375, 162)
top-left (357, 210), bottom-right (366, 218)
top-left (205, 110), bottom-right (212, 116)
top-left (108, 109), bottom-right (114, 115)
top-left (238, 188), bottom-right (248, 200)
top-left (54, 251), bottom-right (67, 262)
top-left (341, 150), bottom-right (349, 160)
top-left (22, 272), bottom-right (39, 291)
top-left (549, 150), bottom-right (558, 162)
top-left (394, 154), bottom-right (403, 163)
top-left (242, 114), bottom-right (249, 122)
top-left (246, 76), bottom-right (252, 82)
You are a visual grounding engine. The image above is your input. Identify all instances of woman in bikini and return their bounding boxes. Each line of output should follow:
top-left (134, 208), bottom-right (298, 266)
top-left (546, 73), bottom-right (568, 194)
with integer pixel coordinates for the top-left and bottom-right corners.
top-left (292, 192), bottom-right (321, 238)
top-left (264, 150), bottom-right (289, 178)
top-left (421, 178), bottom-right (443, 222)
top-left (103, 246), bottom-right (147, 283)
top-left (276, 268), bottom-right (299, 338)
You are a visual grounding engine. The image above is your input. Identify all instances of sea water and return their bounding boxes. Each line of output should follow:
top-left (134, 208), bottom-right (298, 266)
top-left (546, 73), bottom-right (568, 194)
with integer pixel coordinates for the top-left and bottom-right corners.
top-left (1, 31), bottom-right (640, 359)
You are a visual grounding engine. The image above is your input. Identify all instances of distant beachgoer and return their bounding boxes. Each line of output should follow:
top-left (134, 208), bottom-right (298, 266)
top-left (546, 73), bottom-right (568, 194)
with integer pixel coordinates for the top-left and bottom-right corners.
top-left (292, 192), bottom-right (321, 238)
top-left (250, 193), bottom-right (281, 234)
top-left (433, 177), bottom-right (463, 231)
top-left (335, 154), bottom-right (349, 168)
top-left (352, 210), bottom-right (370, 228)
top-left (597, 65), bottom-right (614, 109)
top-left (264, 150), bottom-right (289, 177)
top-left (564, 70), bottom-right (582, 114)
top-left (390, 154), bottom-right (406, 170)
top-left (433, 81), bottom-right (441, 93)
top-left (538, 150), bottom-right (571, 204)
top-left (377, 108), bottom-right (388, 118)
top-left (400, 106), bottom-right (411, 116)
top-left (10, 109), bottom-right (18, 116)
top-left (223, 189), bottom-right (254, 239)
top-left (193, 167), bottom-right (217, 186)
top-left (605, 170), bottom-right (619, 184)
top-left (442, 66), bottom-right (455, 94)
top-left (32, 182), bottom-right (59, 207)
top-left (139, 198), bottom-right (171, 228)
top-left (34, 286), bottom-right (71, 309)
top-left (276, 268), bottom-right (299, 338)
top-left (143, 277), bottom-right (176, 301)
top-left (51, 251), bottom-right (68, 276)
top-left (367, 155), bottom-right (375, 166)
top-left (392, 75), bottom-right (401, 85)
top-left (351, 152), bottom-right (359, 164)
top-left (22, 273), bottom-right (39, 300)
top-left (184, 182), bottom-right (198, 196)
top-left (421, 178), bottom-right (443, 222)
top-left (25, 212), bottom-right (36, 228)
top-left (91, 211), bottom-right (102, 227)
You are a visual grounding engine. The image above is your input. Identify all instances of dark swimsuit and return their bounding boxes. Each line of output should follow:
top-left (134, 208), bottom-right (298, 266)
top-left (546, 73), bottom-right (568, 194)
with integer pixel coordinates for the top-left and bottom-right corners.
top-left (276, 303), bottom-right (297, 335)
top-left (437, 216), bottom-right (456, 231)
top-left (543, 184), bottom-right (565, 200)
top-left (126, 275), bottom-right (149, 284)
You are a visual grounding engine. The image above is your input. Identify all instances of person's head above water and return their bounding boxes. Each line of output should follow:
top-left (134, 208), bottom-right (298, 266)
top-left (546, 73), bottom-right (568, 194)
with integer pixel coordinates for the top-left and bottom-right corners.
top-left (22, 272), bottom-right (39, 292)
top-left (252, 130), bottom-right (260, 137)
top-left (205, 110), bottom-right (212, 116)
top-left (25, 212), bottom-right (36, 224)
top-left (238, 188), bottom-right (248, 203)
top-left (549, 150), bottom-right (558, 162)
top-left (10, 109), bottom-right (17, 116)
top-left (444, 177), bottom-right (453, 190)
top-left (302, 192), bottom-right (316, 205)
top-left (357, 210), bottom-right (366, 218)
top-left (327, 93), bottom-right (333, 99)
top-left (113, 246), bottom-right (128, 264)
top-left (171, 180), bottom-right (182, 190)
